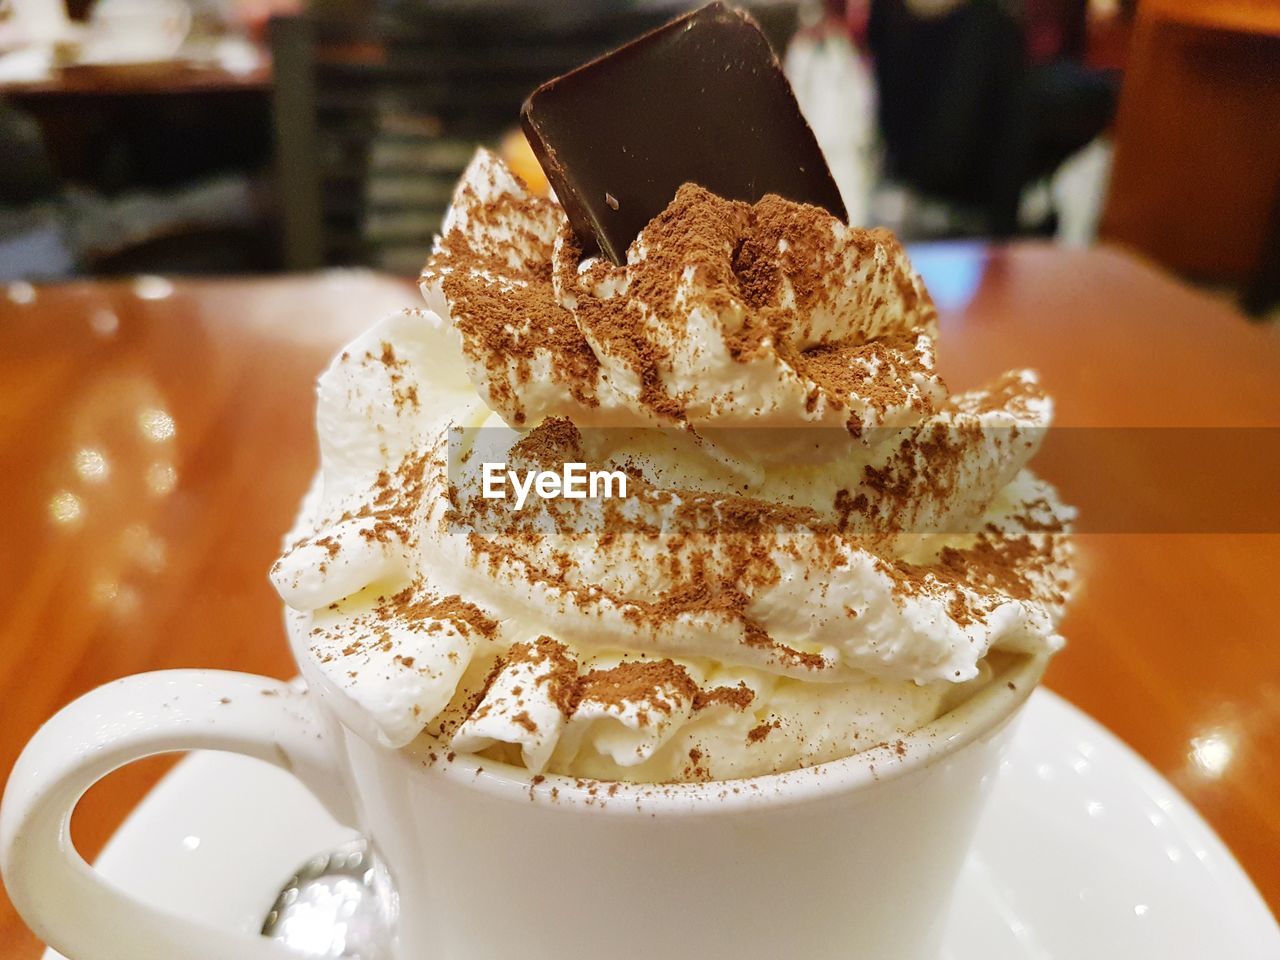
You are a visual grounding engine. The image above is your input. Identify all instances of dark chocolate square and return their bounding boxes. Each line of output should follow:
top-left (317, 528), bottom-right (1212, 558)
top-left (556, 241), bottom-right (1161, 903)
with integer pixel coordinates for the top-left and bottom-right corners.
top-left (521, 2), bottom-right (847, 265)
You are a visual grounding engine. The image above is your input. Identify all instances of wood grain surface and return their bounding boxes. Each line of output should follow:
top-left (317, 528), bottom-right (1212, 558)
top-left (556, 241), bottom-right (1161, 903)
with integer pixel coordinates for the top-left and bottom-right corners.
top-left (1, 246), bottom-right (1277, 957)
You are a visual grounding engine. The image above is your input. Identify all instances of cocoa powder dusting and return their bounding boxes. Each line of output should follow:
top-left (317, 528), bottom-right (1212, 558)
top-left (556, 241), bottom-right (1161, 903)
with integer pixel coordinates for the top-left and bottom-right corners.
top-left (425, 181), bottom-right (599, 421)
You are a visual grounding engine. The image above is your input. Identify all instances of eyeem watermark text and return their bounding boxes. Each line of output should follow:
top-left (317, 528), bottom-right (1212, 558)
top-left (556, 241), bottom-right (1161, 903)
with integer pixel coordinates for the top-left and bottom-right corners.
top-left (481, 462), bottom-right (628, 509)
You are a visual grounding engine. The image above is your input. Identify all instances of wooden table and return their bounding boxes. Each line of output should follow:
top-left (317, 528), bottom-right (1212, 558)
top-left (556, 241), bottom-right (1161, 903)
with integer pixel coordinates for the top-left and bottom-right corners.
top-left (1, 246), bottom-right (1278, 956)
top-left (0, 61), bottom-right (272, 97)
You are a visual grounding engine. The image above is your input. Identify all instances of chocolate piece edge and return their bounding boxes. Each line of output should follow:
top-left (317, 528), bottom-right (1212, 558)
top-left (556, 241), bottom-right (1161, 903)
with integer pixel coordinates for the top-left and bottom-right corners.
top-left (521, 1), bottom-right (847, 265)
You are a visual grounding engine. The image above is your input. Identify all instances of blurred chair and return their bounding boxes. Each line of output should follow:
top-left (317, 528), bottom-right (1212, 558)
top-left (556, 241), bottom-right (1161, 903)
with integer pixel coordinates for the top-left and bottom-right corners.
top-left (0, 105), bottom-right (58, 207)
top-left (272, 6), bottom-right (798, 274)
top-left (1099, 0), bottom-right (1280, 317)
top-left (867, 0), bottom-right (1117, 237)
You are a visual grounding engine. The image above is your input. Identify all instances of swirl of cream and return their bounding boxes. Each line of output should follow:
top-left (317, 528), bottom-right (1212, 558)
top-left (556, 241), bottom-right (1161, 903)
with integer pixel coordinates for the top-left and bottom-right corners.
top-left (272, 150), bottom-right (1074, 781)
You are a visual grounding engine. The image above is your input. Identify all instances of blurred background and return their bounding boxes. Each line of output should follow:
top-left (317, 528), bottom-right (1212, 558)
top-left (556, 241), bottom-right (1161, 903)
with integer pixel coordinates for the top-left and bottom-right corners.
top-left (0, 0), bottom-right (1275, 315)
top-left (2, 6), bottom-right (1279, 955)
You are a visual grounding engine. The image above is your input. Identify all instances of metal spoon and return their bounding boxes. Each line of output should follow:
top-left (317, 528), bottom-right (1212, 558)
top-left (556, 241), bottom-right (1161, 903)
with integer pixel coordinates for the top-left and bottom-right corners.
top-left (261, 838), bottom-right (396, 959)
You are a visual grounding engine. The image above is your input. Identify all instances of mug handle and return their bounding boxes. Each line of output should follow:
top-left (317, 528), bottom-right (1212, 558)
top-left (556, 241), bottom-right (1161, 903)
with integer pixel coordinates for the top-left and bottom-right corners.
top-left (1, 670), bottom-right (357, 960)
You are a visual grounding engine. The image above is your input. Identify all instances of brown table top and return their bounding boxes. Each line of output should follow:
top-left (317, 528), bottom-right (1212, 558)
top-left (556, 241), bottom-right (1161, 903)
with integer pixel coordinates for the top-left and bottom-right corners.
top-left (1, 245), bottom-right (1278, 956)
top-left (0, 60), bottom-right (272, 97)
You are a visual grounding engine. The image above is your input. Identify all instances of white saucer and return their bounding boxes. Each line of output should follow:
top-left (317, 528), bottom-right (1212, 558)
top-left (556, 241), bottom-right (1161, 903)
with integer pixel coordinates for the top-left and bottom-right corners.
top-left (44, 690), bottom-right (1278, 959)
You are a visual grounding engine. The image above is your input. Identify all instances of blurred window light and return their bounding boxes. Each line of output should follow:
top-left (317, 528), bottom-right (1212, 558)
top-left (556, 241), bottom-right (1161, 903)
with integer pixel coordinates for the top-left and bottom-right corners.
top-left (107, 583), bottom-right (140, 617)
top-left (49, 490), bottom-right (84, 526)
top-left (89, 309), bottom-right (120, 338)
top-left (7, 281), bottom-right (36, 305)
top-left (133, 275), bottom-right (175, 301)
top-left (74, 448), bottom-right (110, 484)
top-left (90, 579), bottom-right (119, 605)
top-left (146, 461), bottom-right (178, 496)
top-left (1189, 730), bottom-right (1235, 779)
top-left (122, 524), bottom-right (167, 574)
top-left (138, 408), bottom-right (176, 443)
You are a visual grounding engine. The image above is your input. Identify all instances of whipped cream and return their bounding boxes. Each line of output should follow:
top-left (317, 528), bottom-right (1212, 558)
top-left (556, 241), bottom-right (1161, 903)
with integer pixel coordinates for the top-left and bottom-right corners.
top-left (272, 149), bottom-right (1074, 782)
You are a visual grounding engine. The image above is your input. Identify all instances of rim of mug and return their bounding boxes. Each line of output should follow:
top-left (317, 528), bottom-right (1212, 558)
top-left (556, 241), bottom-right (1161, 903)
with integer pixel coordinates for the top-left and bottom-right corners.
top-left (361, 650), bottom-right (1052, 816)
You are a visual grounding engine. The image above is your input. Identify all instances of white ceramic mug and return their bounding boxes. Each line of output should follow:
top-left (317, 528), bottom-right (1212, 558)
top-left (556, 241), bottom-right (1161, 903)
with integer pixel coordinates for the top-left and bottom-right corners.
top-left (1, 651), bottom-right (1047, 960)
